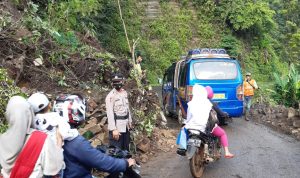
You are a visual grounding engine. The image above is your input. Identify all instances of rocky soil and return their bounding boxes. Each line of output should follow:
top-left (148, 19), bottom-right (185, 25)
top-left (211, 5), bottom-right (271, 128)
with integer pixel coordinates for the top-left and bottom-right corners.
top-left (0, 2), bottom-right (169, 176)
top-left (250, 103), bottom-right (300, 140)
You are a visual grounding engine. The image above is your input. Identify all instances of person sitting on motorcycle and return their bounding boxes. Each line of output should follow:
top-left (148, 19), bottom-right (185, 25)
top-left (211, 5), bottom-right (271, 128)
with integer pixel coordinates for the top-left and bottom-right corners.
top-left (184, 84), bottom-right (234, 159)
top-left (205, 86), bottom-right (229, 126)
top-left (27, 92), bottom-right (79, 147)
top-left (27, 92), bottom-right (136, 178)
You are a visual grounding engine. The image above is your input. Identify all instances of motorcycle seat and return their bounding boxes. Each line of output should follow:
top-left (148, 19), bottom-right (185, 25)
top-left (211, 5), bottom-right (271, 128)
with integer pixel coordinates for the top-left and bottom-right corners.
top-left (187, 129), bottom-right (211, 143)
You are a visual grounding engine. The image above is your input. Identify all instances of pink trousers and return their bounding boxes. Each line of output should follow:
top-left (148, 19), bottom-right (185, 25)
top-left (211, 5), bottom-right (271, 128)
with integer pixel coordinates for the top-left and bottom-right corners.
top-left (211, 126), bottom-right (228, 147)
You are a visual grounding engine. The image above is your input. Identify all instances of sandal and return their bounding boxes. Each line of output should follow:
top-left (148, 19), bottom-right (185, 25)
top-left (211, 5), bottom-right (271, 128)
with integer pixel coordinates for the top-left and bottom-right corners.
top-left (224, 154), bottom-right (234, 159)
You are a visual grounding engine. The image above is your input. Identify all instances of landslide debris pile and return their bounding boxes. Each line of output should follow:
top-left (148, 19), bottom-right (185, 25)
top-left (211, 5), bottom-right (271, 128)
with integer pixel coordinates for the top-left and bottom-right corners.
top-left (251, 103), bottom-right (300, 140)
top-left (0, 0), bottom-right (168, 164)
top-left (0, 26), bottom-right (131, 93)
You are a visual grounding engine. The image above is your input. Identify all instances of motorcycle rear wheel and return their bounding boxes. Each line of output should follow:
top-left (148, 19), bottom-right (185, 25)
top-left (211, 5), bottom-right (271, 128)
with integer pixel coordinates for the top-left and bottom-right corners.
top-left (189, 146), bottom-right (205, 178)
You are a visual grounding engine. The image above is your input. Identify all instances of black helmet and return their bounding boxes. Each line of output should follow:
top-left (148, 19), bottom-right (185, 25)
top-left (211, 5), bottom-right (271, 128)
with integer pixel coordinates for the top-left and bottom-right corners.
top-left (112, 73), bottom-right (124, 90)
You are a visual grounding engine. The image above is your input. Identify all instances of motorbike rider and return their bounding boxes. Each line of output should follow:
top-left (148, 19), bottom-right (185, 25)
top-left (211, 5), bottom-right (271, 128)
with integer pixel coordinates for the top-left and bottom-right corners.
top-left (184, 84), bottom-right (234, 158)
top-left (27, 92), bottom-right (79, 148)
top-left (27, 92), bottom-right (136, 178)
top-left (205, 86), bottom-right (229, 126)
top-left (0, 96), bottom-right (64, 178)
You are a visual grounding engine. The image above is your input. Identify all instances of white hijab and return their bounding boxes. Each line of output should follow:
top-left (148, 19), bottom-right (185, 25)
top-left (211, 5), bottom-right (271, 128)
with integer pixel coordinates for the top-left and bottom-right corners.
top-left (185, 84), bottom-right (212, 132)
top-left (0, 96), bottom-right (35, 172)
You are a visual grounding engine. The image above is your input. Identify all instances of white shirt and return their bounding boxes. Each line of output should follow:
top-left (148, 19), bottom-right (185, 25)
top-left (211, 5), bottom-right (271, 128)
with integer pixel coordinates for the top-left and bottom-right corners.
top-left (34, 112), bottom-right (78, 144)
top-left (184, 84), bottom-right (212, 132)
top-left (184, 106), bottom-right (210, 132)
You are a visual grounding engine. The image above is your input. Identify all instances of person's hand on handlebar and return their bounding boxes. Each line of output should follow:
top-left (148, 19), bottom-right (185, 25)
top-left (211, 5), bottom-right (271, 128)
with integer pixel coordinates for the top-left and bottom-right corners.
top-left (112, 129), bottom-right (121, 140)
top-left (127, 158), bottom-right (136, 167)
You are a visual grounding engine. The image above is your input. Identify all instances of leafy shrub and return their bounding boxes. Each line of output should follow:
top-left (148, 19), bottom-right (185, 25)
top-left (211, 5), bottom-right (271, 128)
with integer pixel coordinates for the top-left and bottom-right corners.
top-left (220, 34), bottom-right (241, 57)
top-left (0, 123), bottom-right (8, 134)
top-left (268, 64), bottom-right (300, 108)
top-left (0, 69), bottom-right (25, 133)
top-left (134, 110), bottom-right (157, 137)
top-left (221, 0), bottom-right (275, 32)
top-left (52, 31), bottom-right (79, 50)
top-left (47, 0), bottom-right (100, 31)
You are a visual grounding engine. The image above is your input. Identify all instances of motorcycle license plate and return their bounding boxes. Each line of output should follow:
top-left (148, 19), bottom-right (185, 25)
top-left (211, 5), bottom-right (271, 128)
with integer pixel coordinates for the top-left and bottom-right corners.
top-left (188, 139), bottom-right (201, 147)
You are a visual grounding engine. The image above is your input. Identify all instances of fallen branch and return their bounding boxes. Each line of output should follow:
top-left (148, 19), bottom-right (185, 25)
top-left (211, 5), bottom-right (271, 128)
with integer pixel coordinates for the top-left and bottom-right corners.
top-left (59, 60), bottom-right (80, 84)
top-left (14, 55), bottom-right (25, 85)
top-left (26, 65), bottom-right (52, 77)
top-left (131, 37), bottom-right (140, 66)
top-left (86, 108), bottom-right (102, 118)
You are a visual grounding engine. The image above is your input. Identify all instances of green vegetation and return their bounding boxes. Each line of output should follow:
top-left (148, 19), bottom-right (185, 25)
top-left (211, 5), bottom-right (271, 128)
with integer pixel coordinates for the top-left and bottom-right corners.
top-left (22, 0), bottom-right (298, 86)
top-left (2, 0), bottom-right (299, 137)
top-left (134, 110), bottom-right (157, 137)
top-left (268, 64), bottom-right (300, 108)
top-left (0, 69), bottom-right (24, 133)
top-left (141, 3), bottom-right (196, 82)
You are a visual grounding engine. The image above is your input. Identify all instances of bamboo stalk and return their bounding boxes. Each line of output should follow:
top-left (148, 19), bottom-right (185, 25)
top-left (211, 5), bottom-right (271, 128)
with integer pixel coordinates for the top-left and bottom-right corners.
top-left (117, 0), bottom-right (132, 54)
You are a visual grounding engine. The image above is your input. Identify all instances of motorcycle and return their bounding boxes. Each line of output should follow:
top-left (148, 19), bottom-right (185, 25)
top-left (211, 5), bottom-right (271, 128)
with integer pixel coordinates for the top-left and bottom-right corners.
top-left (96, 145), bottom-right (141, 178)
top-left (186, 109), bottom-right (222, 178)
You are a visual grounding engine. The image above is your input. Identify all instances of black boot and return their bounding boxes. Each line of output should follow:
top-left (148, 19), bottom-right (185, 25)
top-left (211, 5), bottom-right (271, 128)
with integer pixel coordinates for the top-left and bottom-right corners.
top-left (176, 148), bottom-right (186, 156)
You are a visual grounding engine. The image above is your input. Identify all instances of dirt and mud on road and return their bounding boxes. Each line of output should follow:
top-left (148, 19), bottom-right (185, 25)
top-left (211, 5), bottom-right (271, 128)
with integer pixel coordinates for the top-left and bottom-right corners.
top-left (142, 118), bottom-right (300, 178)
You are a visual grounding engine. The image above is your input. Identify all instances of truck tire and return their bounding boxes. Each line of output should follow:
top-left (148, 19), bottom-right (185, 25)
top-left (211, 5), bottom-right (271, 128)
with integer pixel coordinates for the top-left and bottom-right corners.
top-left (163, 102), bottom-right (172, 117)
top-left (177, 107), bottom-right (184, 124)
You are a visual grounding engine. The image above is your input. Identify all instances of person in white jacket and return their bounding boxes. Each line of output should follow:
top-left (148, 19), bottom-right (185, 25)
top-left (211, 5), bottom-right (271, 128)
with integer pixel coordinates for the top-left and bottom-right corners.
top-left (184, 84), bottom-right (234, 158)
top-left (0, 96), bottom-right (63, 178)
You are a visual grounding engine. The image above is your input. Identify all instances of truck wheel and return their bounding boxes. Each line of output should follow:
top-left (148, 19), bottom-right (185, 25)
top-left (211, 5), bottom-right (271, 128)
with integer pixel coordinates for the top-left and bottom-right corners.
top-left (163, 103), bottom-right (172, 117)
top-left (189, 146), bottom-right (205, 178)
top-left (177, 107), bottom-right (184, 124)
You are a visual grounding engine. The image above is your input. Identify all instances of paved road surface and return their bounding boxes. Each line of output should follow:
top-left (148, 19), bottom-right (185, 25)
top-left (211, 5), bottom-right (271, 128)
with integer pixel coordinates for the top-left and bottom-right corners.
top-left (142, 87), bottom-right (300, 178)
top-left (142, 118), bottom-right (300, 178)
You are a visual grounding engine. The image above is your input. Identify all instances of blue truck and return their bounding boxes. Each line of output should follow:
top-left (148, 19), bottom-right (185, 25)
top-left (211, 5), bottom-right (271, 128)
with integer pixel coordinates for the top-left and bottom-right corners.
top-left (162, 48), bottom-right (244, 123)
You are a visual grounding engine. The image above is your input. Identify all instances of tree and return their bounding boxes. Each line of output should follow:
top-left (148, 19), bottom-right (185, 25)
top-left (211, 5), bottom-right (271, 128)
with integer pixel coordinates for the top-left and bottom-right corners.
top-left (225, 0), bottom-right (275, 32)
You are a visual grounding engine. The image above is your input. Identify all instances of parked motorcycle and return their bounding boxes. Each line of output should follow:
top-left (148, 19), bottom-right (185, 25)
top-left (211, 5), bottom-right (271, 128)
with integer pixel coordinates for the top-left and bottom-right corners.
top-left (186, 110), bottom-right (222, 178)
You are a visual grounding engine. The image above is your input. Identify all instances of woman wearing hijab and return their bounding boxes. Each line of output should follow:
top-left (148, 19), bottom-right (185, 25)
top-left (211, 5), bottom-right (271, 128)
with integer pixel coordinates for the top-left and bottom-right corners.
top-left (0, 96), bottom-right (64, 178)
top-left (184, 84), bottom-right (234, 158)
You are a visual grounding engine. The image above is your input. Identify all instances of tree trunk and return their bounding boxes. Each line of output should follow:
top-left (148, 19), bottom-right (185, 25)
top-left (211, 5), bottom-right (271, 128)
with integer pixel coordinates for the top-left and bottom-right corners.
top-left (117, 0), bottom-right (132, 55)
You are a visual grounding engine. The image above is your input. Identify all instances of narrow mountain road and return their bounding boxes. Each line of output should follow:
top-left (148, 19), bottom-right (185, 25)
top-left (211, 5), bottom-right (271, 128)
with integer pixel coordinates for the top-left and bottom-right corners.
top-left (142, 87), bottom-right (300, 178)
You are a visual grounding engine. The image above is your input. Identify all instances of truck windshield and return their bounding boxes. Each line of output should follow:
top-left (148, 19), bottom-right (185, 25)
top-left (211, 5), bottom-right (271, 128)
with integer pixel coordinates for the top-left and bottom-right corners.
top-left (193, 61), bottom-right (238, 80)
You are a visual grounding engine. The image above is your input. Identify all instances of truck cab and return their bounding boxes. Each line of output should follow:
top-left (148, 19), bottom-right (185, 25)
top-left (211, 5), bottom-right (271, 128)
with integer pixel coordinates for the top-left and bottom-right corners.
top-left (162, 48), bottom-right (243, 123)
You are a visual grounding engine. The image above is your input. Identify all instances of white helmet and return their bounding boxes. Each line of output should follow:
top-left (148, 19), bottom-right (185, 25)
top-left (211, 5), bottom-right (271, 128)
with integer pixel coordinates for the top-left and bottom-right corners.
top-left (53, 94), bottom-right (86, 126)
top-left (27, 92), bottom-right (49, 113)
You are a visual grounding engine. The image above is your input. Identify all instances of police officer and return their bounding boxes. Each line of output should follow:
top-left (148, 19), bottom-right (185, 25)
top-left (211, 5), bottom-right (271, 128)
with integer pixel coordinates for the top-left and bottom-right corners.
top-left (105, 73), bottom-right (132, 150)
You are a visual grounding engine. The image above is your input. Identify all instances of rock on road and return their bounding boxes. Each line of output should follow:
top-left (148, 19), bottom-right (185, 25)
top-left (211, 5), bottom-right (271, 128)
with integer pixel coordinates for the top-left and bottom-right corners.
top-left (143, 87), bottom-right (300, 178)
